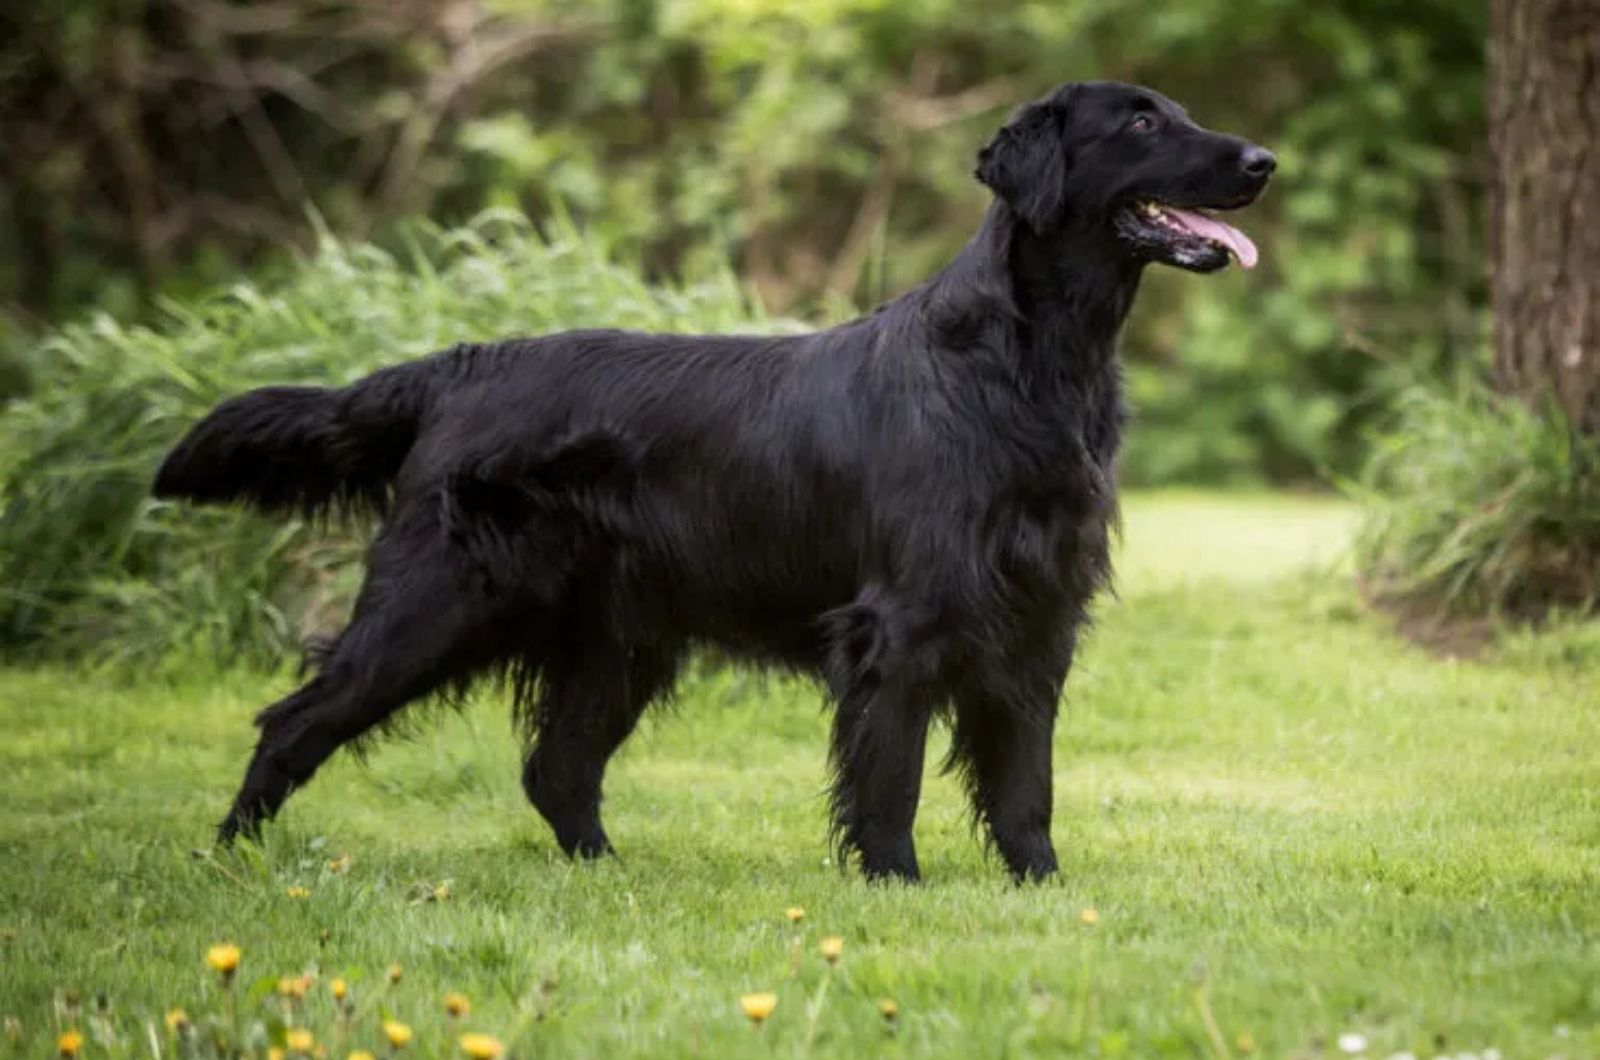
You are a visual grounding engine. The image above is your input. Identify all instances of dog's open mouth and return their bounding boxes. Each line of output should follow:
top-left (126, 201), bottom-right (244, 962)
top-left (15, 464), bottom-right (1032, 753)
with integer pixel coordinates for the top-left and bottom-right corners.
top-left (1123, 201), bottom-right (1259, 270)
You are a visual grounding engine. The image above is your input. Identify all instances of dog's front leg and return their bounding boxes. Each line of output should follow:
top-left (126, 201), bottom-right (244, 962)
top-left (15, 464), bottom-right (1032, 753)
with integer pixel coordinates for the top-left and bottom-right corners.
top-left (828, 673), bottom-right (934, 882)
top-left (822, 595), bottom-right (942, 882)
top-left (952, 699), bottom-right (1060, 882)
top-left (951, 646), bottom-right (1072, 882)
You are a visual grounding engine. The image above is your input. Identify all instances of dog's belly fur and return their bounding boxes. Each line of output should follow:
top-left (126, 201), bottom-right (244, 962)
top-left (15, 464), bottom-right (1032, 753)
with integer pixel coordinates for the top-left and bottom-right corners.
top-left (610, 484), bottom-right (866, 666)
top-left (579, 438), bottom-right (1104, 679)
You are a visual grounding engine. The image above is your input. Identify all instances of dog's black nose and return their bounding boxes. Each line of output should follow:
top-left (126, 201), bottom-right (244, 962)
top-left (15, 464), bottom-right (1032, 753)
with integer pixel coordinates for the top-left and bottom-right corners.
top-left (1240, 145), bottom-right (1277, 178)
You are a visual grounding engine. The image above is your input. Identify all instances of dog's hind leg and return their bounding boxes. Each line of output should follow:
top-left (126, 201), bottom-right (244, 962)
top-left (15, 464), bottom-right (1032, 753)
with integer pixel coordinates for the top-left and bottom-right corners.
top-left (218, 516), bottom-right (511, 844)
top-left (823, 594), bottom-right (943, 882)
top-left (948, 640), bottom-right (1073, 882)
top-left (521, 627), bottom-right (683, 859)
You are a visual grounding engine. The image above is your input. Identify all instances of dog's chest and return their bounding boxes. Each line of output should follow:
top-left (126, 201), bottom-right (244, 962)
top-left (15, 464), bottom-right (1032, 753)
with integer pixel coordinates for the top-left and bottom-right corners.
top-left (983, 461), bottom-right (1116, 615)
top-left (968, 388), bottom-right (1121, 603)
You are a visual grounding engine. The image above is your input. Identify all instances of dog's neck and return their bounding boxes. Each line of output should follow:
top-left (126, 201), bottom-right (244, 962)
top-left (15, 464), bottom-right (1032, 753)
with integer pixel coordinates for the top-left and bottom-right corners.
top-left (932, 204), bottom-right (1144, 385)
top-left (1009, 214), bottom-right (1144, 352)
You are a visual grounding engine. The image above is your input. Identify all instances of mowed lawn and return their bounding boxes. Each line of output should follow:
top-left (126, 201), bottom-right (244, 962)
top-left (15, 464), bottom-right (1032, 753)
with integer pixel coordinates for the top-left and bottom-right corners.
top-left (2, 493), bottom-right (1597, 1058)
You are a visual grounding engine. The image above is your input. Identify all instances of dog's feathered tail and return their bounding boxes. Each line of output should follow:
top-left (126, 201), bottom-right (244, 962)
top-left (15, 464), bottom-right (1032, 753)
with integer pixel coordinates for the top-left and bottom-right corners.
top-left (153, 358), bottom-right (440, 518)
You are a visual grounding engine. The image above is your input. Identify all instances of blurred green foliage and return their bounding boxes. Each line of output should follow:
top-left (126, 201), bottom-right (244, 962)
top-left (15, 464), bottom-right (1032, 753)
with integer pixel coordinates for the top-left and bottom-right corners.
top-left (1, 0), bottom-right (1486, 484)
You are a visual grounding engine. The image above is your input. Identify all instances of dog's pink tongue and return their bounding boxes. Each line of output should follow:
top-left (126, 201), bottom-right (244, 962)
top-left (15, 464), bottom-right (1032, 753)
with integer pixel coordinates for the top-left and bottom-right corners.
top-left (1166, 208), bottom-right (1259, 269)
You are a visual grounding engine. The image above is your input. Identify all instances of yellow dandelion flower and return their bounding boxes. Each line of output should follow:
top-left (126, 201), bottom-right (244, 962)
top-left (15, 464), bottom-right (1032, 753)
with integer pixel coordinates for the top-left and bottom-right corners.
top-left (164, 1009), bottom-right (189, 1033)
top-left (330, 978), bottom-right (349, 1003)
top-left (287, 885), bottom-right (310, 900)
top-left (458, 1033), bottom-right (504, 1059)
top-left (1079, 908), bottom-right (1100, 926)
top-left (444, 993), bottom-right (470, 1018)
top-left (328, 854), bottom-right (351, 874)
top-left (206, 943), bottom-right (242, 978)
top-left (58, 1029), bottom-right (84, 1057)
top-left (877, 998), bottom-right (899, 1020)
top-left (432, 883), bottom-right (451, 902)
top-left (268, 1049), bottom-right (286, 1060)
top-left (349, 1052), bottom-right (376, 1060)
top-left (818, 936), bottom-right (844, 964)
top-left (386, 964), bottom-right (404, 985)
top-left (382, 1021), bottom-right (413, 1050)
top-left (784, 906), bottom-right (805, 923)
top-left (286, 1029), bottom-right (315, 1054)
top-left (739, 993), bottom-right (777, 1024)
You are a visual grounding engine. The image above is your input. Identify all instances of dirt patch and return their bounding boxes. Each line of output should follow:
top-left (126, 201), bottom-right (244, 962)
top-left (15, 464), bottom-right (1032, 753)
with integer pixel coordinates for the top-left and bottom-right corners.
top-left (1356, 577), bottom-right (1497, 660)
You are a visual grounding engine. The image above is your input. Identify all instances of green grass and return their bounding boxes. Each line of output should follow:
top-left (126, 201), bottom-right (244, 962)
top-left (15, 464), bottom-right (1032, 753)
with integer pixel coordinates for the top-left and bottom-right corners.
top-left (2, 492), bottom-right (1597, 1058)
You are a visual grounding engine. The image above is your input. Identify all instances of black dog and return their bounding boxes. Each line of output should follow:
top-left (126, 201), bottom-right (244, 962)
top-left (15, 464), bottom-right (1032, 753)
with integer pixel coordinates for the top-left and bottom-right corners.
top-left (155, 81), bottom-right (1272, 882)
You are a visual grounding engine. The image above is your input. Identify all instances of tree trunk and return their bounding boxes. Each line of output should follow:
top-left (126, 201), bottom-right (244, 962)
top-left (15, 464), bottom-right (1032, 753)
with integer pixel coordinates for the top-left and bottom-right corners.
top-left (1490, 0), bottom-right (1600, 430)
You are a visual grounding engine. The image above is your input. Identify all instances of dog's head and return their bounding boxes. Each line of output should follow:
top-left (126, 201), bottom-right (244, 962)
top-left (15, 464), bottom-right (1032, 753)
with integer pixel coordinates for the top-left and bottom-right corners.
top-left (976, 81), bottom-right (1274, 272)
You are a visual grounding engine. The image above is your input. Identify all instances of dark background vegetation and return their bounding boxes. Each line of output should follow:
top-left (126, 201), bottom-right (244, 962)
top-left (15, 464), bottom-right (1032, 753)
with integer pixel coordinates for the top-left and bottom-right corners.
top-left (3, 0), bottom-right (1486, 484)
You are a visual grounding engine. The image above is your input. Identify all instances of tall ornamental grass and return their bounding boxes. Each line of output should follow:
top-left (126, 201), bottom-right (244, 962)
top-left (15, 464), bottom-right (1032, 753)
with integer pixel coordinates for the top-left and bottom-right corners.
top-left (0, 214), bottom-right (768, 666)
top-left (1354, 377), bottom-right (1600, 620)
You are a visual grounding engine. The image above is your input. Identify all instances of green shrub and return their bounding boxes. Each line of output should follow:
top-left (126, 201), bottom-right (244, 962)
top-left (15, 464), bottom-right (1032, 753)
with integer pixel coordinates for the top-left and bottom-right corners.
top-left (1353, 377), bottom-right (1600, 618)
top-left (0, 214), bottom-right (768, 666)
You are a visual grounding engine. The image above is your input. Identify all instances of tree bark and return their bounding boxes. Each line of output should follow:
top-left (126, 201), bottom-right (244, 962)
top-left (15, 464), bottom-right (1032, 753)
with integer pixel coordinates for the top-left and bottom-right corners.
top-left (1490, 0), bottom-right (1600, 430)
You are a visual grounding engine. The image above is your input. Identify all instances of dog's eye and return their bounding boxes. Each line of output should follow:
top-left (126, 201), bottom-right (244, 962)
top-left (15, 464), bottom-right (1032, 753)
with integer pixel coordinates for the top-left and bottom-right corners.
top-left (1128, 114), bottom-right (1156, 133)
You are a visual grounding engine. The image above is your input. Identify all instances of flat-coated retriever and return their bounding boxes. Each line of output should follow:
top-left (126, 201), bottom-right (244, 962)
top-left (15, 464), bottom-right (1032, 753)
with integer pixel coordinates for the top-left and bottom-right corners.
top-left (155, 81), bottom-right (1273, 882)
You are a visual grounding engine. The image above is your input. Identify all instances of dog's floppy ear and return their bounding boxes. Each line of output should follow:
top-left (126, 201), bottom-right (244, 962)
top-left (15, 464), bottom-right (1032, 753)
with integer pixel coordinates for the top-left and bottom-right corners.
top-left (975, 100), bottom-right (1070, 232)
